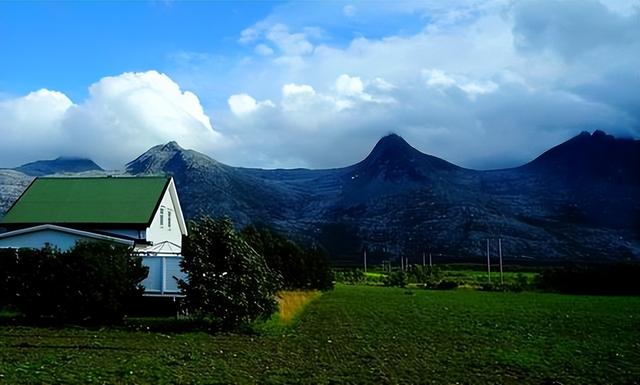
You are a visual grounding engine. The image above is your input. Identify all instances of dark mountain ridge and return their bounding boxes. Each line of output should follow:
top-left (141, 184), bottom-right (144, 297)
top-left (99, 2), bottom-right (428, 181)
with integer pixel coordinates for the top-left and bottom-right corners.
top-left (1, 131), bottom-right (638, 264)
top-left (122, 131), bottom-right (639, 263)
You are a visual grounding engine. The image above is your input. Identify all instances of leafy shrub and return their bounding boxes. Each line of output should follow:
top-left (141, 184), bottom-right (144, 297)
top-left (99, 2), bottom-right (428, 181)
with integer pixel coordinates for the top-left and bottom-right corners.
top-left (0, 242), bottom-right (147, 322)
top-left (407, 265), bottom-right (441, 284)
top-left (334, 269), bottom-right (366, 285)
top-left (242, 225), bottom-right (334, 291)
top-left (382, 271), bottom-right (407, 288)
top-left (434, 279), bottom-right (459, 290)
top-left (179, 217), bottom-right (279, 329)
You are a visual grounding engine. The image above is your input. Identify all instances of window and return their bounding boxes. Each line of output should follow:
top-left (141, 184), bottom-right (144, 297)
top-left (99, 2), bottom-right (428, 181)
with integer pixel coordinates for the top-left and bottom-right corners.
top-left (167, 210), bottom-right (172, 230)
top-left (160, 206), bottom-right (164, 227)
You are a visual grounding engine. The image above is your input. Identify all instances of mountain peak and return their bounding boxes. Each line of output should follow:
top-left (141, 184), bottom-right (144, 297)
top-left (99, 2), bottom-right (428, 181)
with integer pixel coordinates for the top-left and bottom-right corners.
top-left (14, 157), bottom-right (103, 176)
top-left (346, 133), bottom-right (458, 185)
top-left (126, 141), bottom-right (219, 175)
top-left (161, 141), bottom-right (183, 151)
top-left (525, 130), bottom-right (639, 183)
top-left (372, 133), bottom-right (412, 151)
top-left (366, 134), bottom-right (418, 162)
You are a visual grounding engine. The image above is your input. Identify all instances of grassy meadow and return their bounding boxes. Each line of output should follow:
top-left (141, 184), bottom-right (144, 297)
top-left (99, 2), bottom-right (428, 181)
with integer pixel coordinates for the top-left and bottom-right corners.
top-left (1, 285), bottom-right (639, 385)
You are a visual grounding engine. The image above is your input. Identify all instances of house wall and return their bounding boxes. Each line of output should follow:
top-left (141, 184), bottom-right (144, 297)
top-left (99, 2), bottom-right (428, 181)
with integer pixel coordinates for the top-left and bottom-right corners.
top-left (0, 229), bottom-right (107, 251)
top-left (0, 228), bottom-right (182, 295)
top-left (146, 188), bottom-right (182, 247)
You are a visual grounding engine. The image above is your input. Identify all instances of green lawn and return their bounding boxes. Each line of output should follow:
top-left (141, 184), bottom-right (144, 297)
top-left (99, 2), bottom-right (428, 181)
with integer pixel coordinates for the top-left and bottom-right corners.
top-left (1, 285), bottom-right (639, 384)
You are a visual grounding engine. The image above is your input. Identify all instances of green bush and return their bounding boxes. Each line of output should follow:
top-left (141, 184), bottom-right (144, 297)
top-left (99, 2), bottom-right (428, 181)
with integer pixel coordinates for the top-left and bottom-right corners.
top-left (383, 271), bottom-right (407, 288)
top-left (334, 269), bottom-right (366, 285)
top-left (179, 217), bottom-right (280, 329)
top-left (407, 265), bottom-right (441, 284)
top-left (0, 242), bottom-right (147, 322)
top-left (434, 279), bottom-right (459, 290)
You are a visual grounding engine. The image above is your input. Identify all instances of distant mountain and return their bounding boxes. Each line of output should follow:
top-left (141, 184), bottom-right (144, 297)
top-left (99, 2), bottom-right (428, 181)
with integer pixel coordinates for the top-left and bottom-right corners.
top-left (15, 157), bottom-right (103, 176)
top-left (2, 131), bottom-right (639, 264)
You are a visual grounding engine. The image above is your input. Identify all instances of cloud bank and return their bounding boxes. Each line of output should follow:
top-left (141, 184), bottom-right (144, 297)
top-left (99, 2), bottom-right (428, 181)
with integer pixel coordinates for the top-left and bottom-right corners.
top-left (0, 71), bottom-right (220, 168)
top-left (1, 0), bottom-right (638, 170)
top-left (200, 0), bottom-right (638, 169)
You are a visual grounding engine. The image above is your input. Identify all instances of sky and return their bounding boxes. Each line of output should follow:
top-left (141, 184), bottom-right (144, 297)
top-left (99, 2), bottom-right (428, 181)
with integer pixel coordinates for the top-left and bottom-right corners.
top-left (0, 0), bottom-right (638, 170)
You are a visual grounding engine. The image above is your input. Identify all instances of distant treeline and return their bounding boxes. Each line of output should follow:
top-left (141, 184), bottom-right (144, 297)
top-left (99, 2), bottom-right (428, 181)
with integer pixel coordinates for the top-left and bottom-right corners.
top-left (536, 263), bottom-right (640, 296)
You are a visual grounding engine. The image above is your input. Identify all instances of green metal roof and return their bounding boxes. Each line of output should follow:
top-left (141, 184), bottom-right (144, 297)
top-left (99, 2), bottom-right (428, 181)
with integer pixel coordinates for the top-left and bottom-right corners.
top-left (1, 177), bottom-right (170, 225)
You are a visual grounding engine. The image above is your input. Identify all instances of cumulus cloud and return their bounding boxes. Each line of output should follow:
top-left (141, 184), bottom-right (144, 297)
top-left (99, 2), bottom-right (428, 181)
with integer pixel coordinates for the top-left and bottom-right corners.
top-left (335, 74), bottom-right (364, 96)
top-left (227, 93), bottom-right (275, 116)
top-left (0, 71), bottom-right (220, 168)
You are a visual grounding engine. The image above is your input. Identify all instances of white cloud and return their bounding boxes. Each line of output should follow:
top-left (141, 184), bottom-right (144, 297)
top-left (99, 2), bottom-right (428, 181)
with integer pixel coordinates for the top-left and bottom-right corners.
top-left (227, 93), bottom-right (275, 116)
top-left (423, 69), bottom-right (457, 88)
top-left (343, 5), bottom-right (356, 17)
top-left (335, 74), bottom-right (364, 96)
top-left (255, 43), bottom-right (274, 56)
top-left (281, 83), bottom-right (318, 111)
top-left (282, 83), bottom-right (316, 97)
top-left (371, 77), bottom-right (397, 91)
top-left (0, 71), bottom-right (221, 168)
top-left (422, 68), bottom-right (499, 100)
top-left (266, 24), bottom-right (314, 56)
top-left (459, 81), bottom-right (499, 98)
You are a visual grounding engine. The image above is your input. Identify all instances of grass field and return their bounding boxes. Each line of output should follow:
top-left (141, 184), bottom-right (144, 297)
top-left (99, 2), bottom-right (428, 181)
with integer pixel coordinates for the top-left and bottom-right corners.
top-left (1, 285), bottom-right (639, 385)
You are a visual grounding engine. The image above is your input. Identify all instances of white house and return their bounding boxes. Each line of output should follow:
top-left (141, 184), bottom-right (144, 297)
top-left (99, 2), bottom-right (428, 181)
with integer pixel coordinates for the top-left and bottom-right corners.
top-left (0, 176), bottom-right (188, 297)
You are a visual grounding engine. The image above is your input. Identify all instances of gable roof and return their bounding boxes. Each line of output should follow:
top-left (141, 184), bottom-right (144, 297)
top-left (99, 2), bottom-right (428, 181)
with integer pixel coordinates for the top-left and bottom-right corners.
top-left (1, 177), bottom-right (170, 225)
top-left (0, 224), bottom-right (136, 246)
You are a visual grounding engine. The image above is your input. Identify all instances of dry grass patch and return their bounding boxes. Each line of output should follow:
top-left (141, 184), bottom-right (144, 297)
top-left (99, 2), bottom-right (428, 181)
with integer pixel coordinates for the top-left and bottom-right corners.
top-left (276, 290), bottom-right (321, 324)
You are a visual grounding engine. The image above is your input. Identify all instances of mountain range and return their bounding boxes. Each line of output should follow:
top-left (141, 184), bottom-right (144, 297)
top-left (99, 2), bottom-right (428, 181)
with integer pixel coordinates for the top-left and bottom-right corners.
top-left (1, 130), bottom-right (639, 264)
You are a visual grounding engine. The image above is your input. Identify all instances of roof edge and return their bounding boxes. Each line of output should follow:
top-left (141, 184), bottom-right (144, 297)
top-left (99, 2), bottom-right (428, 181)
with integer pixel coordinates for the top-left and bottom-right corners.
top-left (0, 224), bottom-right (136, 246)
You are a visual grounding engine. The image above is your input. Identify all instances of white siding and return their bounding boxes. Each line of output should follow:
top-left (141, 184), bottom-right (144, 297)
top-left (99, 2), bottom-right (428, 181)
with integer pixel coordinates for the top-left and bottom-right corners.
top-left (146, 188), bottom-right (182, 247)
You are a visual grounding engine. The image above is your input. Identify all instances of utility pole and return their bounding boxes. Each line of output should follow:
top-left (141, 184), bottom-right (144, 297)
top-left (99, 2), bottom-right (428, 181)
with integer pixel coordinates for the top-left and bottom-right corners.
top-left (400, 254), bottom-right (404, 272)
top-left (363, 248), bottom-right (367, 273)
top-left (486, 239), bottom-right (491, 283)
top-left (422, 251), bottom-right (426, 267)
top-left (499, 238), bottom-right (503, 285)
top-left (429, 252), bottom-right (432, 267)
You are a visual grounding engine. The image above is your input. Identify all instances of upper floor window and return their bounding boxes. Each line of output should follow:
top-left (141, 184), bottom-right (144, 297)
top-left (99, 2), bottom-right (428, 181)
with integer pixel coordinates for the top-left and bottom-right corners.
top-left (160, 206), bottom-right (165, 227)
top-left (167, 210), bottom-right (172, 230)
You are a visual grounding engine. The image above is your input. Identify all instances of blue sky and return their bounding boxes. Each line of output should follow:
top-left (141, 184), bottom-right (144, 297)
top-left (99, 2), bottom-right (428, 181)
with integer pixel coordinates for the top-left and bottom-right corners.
top-left (0, 0), bottom-right (638, 169)
top-left (0, 2), bottom-right (277, 99)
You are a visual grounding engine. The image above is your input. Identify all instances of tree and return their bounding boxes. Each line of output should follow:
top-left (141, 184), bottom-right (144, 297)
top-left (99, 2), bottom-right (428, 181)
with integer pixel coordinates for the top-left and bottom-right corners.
top-left (179, 217), bottom-right (279, 328)
top-left (242, 225), bottom-right (334, 291)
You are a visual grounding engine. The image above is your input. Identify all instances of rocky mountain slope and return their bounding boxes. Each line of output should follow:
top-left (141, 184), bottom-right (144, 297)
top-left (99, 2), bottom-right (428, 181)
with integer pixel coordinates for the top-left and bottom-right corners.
top-left (124, 131), bottom-right (640, 263)
top-left (1, 131), bottom-right (638, 264)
